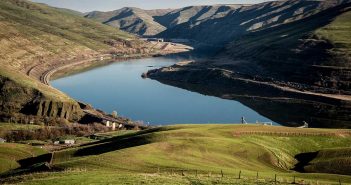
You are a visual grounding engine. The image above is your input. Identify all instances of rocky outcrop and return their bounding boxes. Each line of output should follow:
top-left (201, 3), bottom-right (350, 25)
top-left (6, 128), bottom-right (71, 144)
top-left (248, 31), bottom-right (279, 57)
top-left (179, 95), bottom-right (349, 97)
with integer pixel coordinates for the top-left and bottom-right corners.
top-left (0, 76), bottom-right (83, 122)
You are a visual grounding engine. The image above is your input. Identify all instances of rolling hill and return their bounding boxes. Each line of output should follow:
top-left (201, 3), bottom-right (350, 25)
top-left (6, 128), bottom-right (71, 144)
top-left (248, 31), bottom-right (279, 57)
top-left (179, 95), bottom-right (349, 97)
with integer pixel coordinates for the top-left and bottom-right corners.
top-left (1, 125), bottom-right (351, 184)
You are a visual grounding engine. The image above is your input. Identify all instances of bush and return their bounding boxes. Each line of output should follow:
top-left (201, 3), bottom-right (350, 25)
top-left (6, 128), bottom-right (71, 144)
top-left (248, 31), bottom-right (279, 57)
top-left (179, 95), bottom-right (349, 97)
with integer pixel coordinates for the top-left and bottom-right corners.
top-left (3, 123), bottom-right (111, 142)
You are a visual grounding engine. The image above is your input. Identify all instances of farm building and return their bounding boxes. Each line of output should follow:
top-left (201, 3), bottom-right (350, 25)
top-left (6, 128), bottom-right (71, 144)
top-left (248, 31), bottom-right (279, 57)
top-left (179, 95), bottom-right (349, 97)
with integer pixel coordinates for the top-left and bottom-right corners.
top-left (64, 140), bottom-right (75, 145)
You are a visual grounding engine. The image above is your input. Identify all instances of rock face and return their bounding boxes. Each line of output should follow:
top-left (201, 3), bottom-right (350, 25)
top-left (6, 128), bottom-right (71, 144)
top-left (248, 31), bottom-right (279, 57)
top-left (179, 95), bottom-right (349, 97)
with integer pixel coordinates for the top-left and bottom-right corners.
top-left (0, 76), bottom-right (82, 122)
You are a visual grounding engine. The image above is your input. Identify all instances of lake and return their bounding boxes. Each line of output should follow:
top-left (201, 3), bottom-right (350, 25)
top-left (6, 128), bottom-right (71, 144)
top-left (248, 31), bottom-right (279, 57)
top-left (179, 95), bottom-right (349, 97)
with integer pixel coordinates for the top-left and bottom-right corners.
top-left (51, 56), bottom-right (276, 125)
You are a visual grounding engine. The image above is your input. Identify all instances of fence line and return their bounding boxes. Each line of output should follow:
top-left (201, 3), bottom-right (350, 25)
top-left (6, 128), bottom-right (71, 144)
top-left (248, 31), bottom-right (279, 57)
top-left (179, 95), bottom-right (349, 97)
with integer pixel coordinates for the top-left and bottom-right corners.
top-left (152, 167), bottom-right (345, 185)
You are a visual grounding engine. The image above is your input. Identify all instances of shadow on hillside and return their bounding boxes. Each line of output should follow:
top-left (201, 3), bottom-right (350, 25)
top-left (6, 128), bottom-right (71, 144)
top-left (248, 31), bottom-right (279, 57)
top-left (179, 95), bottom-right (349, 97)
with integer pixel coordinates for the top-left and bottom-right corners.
top-left (74, 127), bottom-right (172, 157)
top-left (17, 153), bottom-right (52, 168)
top-left (292, 151), bottom-right (319, 172)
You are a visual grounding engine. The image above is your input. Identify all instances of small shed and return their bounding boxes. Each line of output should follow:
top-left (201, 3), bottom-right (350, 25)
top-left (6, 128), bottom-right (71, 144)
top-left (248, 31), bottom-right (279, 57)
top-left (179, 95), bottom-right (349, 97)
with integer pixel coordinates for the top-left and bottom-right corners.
top-left (0, 138), bottom-right (6, 143)
top-left (62, 140), bottom-right (75, 145)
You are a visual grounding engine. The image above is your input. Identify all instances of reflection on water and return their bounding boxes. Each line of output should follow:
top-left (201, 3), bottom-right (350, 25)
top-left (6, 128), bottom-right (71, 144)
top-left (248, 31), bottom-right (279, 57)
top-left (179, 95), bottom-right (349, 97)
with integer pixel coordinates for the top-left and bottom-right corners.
top-left (52, 56), bottom-right (351, 128)
top-left (51, 57), bottom-right (275, 125)
top-left (160, 80), bottom-right (351, 128)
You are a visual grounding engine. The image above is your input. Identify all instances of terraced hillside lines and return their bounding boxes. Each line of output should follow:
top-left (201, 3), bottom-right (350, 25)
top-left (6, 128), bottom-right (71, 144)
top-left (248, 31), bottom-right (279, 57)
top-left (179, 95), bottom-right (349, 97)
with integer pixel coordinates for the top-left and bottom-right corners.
top-left (299, 147), bottom-right (351, 175)
top-left (2, 125), bottom-right (351, 184)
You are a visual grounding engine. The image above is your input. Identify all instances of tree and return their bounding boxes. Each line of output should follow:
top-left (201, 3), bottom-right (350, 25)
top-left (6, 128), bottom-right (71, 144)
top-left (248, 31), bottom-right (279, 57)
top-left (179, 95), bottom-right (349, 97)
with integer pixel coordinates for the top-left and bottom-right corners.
top-left (112, 111), bottom-right (118, 118)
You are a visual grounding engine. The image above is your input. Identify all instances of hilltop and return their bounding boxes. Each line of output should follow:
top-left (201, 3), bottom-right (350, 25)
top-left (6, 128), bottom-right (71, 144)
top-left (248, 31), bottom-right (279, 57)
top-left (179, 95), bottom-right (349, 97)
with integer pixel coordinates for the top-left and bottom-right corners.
top-left (85, 5), bottom-right (242, 36)
top-left (84, 7), bottom-right (171, 36)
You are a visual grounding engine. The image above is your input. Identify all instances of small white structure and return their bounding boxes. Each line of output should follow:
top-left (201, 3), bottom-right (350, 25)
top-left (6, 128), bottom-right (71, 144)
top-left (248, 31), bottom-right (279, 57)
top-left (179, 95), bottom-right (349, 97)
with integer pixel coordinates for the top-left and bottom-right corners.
top-left (0, 138), bottom-right (6, 143)
top-left (100, 56), bottom-right (104, 61)
top-left (298, 121), bottom-right (309, 128)
top-left (256, 121), bottom-right (273, 126)
top-left (105, 121), bottom-right (110, 127)
top-left (147, 38), bottom-right (164, 42)
top-left (53, 141), bottom-right (60, 145)
top-left (64, 140), bottom-right (75, 145)
top-left (118, 124), bottom-right (123, 129)
top-left (112, 122), bottom-right (116, 131)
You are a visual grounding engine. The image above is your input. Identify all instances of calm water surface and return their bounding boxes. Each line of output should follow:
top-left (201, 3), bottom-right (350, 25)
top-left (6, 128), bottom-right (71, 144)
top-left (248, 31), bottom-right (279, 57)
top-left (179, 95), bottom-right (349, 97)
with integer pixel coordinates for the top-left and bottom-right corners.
top-left (52, 57), bottom-right (275, 125)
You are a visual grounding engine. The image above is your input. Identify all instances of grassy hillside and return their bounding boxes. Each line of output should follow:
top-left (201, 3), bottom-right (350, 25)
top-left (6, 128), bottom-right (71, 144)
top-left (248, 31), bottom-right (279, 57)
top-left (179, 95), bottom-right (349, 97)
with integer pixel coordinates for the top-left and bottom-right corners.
top-left (0, 143), bottom-right (47, 173)
top-left (0, 0), bottom-right (142, 122)
top-left (302, 148), bottom-right (351, 175)
top-left (0, 0), bottom-right (133, 72)
top-left (2, 125), bottom-right (351, 184)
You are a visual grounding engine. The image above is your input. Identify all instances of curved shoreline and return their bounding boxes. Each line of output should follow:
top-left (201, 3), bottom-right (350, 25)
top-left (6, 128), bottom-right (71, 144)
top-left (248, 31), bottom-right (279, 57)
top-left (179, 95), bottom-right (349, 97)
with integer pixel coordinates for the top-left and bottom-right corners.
top-left (146, 63), bottom-right (351, 105)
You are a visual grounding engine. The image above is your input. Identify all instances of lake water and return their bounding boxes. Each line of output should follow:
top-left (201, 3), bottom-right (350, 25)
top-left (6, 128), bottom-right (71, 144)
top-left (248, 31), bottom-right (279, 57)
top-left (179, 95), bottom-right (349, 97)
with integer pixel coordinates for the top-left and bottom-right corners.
top-left (51, 56), bottom-right (275, 125)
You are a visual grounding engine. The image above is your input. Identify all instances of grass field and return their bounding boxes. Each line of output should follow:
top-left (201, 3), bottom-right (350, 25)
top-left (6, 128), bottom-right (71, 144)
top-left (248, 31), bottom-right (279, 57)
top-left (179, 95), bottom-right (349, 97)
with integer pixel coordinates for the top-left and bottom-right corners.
top-left (0, 143), bottom-right (46, 173)
top-left (1, 124), bottom-right (350, 184)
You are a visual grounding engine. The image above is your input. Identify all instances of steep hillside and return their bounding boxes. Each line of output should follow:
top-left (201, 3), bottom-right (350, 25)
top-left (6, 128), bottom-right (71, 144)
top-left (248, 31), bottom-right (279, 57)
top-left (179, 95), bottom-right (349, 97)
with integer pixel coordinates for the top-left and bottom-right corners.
top-left (147, 0), bottom-right (351, 102)
top-left (154, 5), bottom-right (242, 29)
top-left (157, 0), bottom-right (349, 46)
top-left (224, 4), bottom-right (351, 93)
top-left (85, 7), bottom-right (171, 36)
top-left (0, 0), bottom-right (153, 122)
top-left (85, 5), bottom-right (241, 36)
